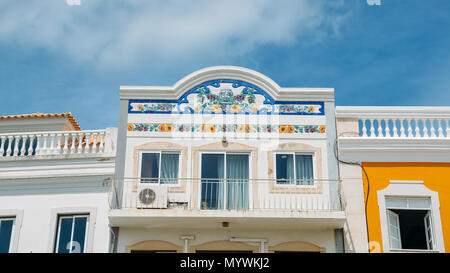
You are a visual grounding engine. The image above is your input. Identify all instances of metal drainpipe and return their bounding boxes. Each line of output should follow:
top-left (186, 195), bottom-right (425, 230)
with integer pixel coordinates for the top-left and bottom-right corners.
top-left (180, 235), bottom-right (195, 253)
top-left (229, 237), bottom-right (268, 253)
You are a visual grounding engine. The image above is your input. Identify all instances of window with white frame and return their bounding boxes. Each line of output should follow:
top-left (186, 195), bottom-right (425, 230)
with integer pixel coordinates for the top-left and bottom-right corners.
top-left (140, 151), bottom-right (180, 184)
top-left (54, 215), bottom-right (89, 253)
top-left (275, 152), bottom-right (314, 185)
top-left (0, 218), bottom-right (15, 253)
top-left (385, 197), bottom-right (435, 250)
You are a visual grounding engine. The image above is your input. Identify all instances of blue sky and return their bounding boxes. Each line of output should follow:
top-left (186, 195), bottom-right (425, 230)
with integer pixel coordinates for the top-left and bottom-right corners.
top-left (0, 0), bottom-right (449, 129)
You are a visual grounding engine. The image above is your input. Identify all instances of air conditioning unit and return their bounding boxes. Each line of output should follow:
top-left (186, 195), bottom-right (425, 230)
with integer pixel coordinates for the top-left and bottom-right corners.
top-left (137, 184), bottom-right (168, 209)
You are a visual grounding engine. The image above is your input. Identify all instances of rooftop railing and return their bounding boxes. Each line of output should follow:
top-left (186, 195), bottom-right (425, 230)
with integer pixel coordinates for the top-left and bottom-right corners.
top-left (0, 129), bottom-right (115, 158)
top-left (116, 178), bottom-right (343, 212)
top-left (336, 106), bottom-right (450, 139)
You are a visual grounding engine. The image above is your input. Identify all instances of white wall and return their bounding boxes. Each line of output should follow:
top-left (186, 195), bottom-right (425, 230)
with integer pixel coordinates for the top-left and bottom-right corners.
top-left (117, 227), bottom-right (337, 253)
top-left (0, 178), bottom-right (111, 253)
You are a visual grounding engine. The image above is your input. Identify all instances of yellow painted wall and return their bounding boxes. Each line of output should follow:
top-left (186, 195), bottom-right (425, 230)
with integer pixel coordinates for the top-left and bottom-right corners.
top-left (362, 162), bottom-right (450, 253)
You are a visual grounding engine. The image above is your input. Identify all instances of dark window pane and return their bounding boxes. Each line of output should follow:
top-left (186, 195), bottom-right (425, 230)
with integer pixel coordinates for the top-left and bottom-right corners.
top-left (72, 217), bottom-right (88, 253)
top-left (276, 154), bottom-right (294, 184)
top-left (201, 154), bottom-right (224, 210)
top-left (226, 154), bottom-right (249, 210)
top-left (56, 218), bottom-right (73, 253)
top-left (141, 153), bottom-right (160, 182)
top-left (391, 209), bottom-right (428, 250)
top-left (160, 153), bottom-right (179, 184)
top-left (0, 219), bottom-right (14, 253)
top-left (295, 154), bottom-right (314, 185)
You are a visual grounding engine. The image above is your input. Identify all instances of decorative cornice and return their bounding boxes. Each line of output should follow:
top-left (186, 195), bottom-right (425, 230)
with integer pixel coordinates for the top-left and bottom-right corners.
top-left (338, 137), bottom-right (450, 162)
top-left (127, 79), bottom-right (325, 115)
top-left (120, 66), bottom-right (334, 102)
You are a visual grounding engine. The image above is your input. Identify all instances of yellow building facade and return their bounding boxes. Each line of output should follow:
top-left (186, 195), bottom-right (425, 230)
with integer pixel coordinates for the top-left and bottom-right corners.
top-left (363, 163), bottom-right (450, 253)
top-left (337, 106), bottom-right (450, 253)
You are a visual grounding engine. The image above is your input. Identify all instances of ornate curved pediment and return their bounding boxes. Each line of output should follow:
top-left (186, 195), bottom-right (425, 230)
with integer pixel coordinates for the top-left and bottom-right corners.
top-left (129, 79), bottom-right (324, 115)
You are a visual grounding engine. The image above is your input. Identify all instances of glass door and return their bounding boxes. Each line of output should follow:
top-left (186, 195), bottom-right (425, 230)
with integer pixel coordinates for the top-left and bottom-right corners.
top-left (201, 153), bottom-right (249, 210)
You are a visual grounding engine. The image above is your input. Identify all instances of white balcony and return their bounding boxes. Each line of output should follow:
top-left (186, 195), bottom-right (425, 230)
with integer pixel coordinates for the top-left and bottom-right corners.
top-left (336, 106), bottom-right (450, 139)
top-left (108, 178), bottom-right (346, 230)
top-left (336, 106), bottom-right (450, 162)
top-left (0, 129), bottom-right (116, 160)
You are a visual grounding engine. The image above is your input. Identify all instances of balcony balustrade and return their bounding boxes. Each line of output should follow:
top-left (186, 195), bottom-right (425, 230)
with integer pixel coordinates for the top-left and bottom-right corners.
top-left (116, 178), bottom-right (343, 212)
top-left (0, 129), bottom-right (111, 158)
top-left (336, 106), bottom-right (450, 139)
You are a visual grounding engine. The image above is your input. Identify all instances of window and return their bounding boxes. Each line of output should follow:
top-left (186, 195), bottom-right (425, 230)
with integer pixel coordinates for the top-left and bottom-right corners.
top-left (54, 215), bottom-right (89, 253)
top-left (385, 197), bottom-right (435, 250)
top-left (200, 153), bottom-right (249, 210)
top-left (140, 151), bottom-right (180, 184)
top-left (0, 218), bottom-right (15, 253)
top-left (275, 153), bottom-right (314, 185)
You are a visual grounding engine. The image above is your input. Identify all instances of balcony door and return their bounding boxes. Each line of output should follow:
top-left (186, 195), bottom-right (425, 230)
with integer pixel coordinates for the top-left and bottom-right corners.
top-left (200, 153), bottom-right (249, 210)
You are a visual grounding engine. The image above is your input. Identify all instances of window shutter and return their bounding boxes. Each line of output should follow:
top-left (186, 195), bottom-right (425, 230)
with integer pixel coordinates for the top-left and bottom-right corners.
top-left (387, 209), bottom-right (402, 249)
top-left (424, 211), bottom-right (435, 250)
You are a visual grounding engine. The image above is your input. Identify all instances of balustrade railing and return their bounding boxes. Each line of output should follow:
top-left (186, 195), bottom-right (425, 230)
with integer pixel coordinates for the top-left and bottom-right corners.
top-left (0, 130), bottom-right (108, 157)
top-left (358, 118), bottom-right (450, 138)
top-left (336, 107), bottom-right (450, 139)
top-left (118, 178), bottom-right (343, 212)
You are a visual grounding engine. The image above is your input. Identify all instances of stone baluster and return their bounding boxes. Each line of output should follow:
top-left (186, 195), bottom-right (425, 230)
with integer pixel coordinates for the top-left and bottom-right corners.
top-left (34, 134), bottom-right (40, 155)
top-left (430, 119), bottom-right (436, 137)
top-left (12, 136), bottom-right (19, 156)
top-left (92, 131), bottom-right (99, 153)
top-left (384, 119), bottom-right (391, 137)
top-left (62, 133), bottom-right (70, 154)
top-left (369, 119), bottom-right (375, 137)
top-left (75, 132), bottom-right (83, 153)
top-left (20, 135), bottom-right (27, 156)
top-left (55, 133), bottom-right (63, 154)
top-left (392, 119), bottom-right (398, 138)
top-left (6, 136), bottom-right (13, 157)
top-left (423, 119), bottom-right (429, 138)
top-left (98, 131), bottom-right (105, 152)
top-left (27, 135), bottom-right (35, 156)
top-left (69, 133), bottom-right (76, 153)
top-left (48, 133), bottom-right (56, 155)
top-left (361, 119), bottom-right (368, 138)
top-left (399, 119), bottom-right (406, 138)
top-left (0, 136), bottom-right (5, 156)
top-left (84, 132), bottom-right (92, 154)
top-left (377, 119), bottom-right (383, 137)
top-left (415, 119), bottom-right (421, 138)
top-left (407, 119), bottom-right (413, 138)
top-left (437, 119), bottom-right (443, 138)
top-left (41, 133), bottom-right (49, 155)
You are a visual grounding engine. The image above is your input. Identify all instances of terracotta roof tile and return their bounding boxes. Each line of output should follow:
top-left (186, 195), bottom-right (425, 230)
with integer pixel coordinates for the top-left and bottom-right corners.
top-left (0, 112), bottom-right (81, 130)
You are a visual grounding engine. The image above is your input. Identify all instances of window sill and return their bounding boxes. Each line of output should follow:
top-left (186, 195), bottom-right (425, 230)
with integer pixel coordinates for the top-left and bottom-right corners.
top-left (388, 249), bottom-right (440, 253)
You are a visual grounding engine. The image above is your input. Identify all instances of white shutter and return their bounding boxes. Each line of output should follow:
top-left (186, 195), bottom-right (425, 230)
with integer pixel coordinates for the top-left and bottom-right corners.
top-left (424, 211), bottom-right (435, 250)
top-left (387, 209), bottom-right (402, 249)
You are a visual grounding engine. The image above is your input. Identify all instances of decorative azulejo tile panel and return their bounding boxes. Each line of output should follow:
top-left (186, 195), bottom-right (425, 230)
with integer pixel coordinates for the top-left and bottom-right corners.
top-left (127, 123), bottom-right (326, 134)
top-left (128, 79), bottom-right (324, 115)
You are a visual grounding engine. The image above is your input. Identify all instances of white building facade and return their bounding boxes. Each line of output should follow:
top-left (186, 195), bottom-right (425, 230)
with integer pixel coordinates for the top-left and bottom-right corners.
top-left (0, 113), bottom-right (117, 253)
top-left (110, 66), bottom-right (346, 253)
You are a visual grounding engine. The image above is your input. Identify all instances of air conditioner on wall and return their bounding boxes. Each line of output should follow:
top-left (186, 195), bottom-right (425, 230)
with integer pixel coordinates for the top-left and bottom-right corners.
top-left (137, 184), bottom-right (168, 209)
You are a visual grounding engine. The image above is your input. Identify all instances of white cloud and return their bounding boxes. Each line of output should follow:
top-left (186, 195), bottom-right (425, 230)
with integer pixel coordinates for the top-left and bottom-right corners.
top-left (0, 0), bottom-right (347, 70)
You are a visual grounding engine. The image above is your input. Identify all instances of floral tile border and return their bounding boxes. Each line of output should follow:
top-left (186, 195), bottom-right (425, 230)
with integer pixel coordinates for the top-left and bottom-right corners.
top-left (127, 123), bottom-right (326, 134)
top-left (128, 79), bottom-right (325, 115)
